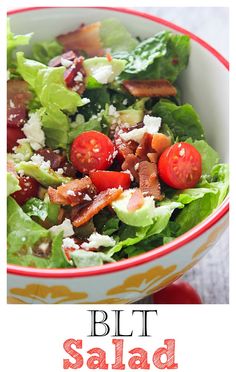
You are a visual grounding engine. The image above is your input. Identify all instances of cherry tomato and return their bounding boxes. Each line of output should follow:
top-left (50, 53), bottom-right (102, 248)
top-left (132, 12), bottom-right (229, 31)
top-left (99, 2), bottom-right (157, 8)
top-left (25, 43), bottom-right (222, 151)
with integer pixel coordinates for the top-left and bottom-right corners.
top-left (90, 171), bottom-right (131, 192)
top-left (12, 176), bottom-right (40, 205)
top-left (7, 127), bottom-right (25, 152)
top-left (158, 142), bottom-right (202, 189)
top-left (70, 131), bottom-right (116, 174)
top-left (152, 280), bottom-right (202, 304)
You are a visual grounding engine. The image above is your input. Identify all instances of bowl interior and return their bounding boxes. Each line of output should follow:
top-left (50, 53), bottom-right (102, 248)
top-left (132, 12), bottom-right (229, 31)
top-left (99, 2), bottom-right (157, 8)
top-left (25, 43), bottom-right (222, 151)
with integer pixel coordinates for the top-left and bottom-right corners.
top-left (9, 7), bottom-right (229, 161)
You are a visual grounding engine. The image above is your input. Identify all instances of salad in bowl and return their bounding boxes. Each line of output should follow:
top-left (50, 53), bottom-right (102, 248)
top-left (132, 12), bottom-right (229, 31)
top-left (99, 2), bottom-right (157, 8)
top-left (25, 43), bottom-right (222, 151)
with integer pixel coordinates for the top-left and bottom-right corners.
top-left (7, 16), bottom-right (229, 271)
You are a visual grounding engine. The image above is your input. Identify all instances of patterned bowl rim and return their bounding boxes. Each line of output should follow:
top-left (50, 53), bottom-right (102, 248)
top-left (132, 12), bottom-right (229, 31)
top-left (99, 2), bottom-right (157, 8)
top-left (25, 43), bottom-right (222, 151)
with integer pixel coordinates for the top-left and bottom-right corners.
top-left (7, 6), bottom-right (229, 278)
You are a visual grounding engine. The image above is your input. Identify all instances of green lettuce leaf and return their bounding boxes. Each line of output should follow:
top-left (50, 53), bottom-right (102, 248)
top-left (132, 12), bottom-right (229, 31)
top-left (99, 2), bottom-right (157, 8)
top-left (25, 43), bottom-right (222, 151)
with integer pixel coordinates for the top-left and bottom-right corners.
top-left (185, 138), bottom-right (220, 174)
top-left (16, 52), bottom-right (83, 113)
top-left (7, 18), bottom-right (32, 65)
top-left (40, 105), bottom-right (70, 149)
top-left (175, 164), bottom-right (229, 235)
top-left (121, 31), bottom-right (190, 82)
top-left (7, 197), bottom-right (70, 268)
top-left (7, 172), bottom-right (21, 196)
top-left (68, 118), bottom-right (101, 143)
top-left (153, 99), bottom-right (205, 141)
top-left (71, 250), bottom-right (115, 268)
top-left (31, 39), bottom-right (63, 64)
top-left (22, 197), bottom-right (48, 221)
top-left (100, 18), bottom-right (138, 52)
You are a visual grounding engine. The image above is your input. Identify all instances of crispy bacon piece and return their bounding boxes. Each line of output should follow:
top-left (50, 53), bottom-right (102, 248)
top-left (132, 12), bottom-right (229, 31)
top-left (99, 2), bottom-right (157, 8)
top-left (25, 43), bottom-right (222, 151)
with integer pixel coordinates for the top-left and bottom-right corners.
top-left (72, 188), bottom-right (123, 227)
top-left (123, 79), bottom-right (177, 97)
top-left (127, 189), bottom-right (144, 212)
top-left (48, 50), bottom-right (77, 67)
top-left (48, 177), bottom-right (97, 207)
top-left (138, 161), bottom-right (163, 201)
top-left (114, 125), bottom-right (139, 161)
top-left (147, 153), bottom-right (159, 163)
top-left (57, 22), bottom-right (103, 57)
top-left (7, 80), bottom-right (32, 107)
top-left (135, 133), bottom-right (153, 161)
top-left (121, 154), bottom-right (140, 182)
top-left (151, 133), bottom-right (171, 157)
top-left (36, 148), bottom-right (64, 170)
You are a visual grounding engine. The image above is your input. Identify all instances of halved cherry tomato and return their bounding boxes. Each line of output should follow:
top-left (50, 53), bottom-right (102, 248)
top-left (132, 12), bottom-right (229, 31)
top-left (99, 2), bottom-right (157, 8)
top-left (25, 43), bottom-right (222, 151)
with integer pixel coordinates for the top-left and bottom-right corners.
top-left (152, 280), bottom-right (202, 304)
top-left (70, 131), bottom-right (116, 174)
top-left (12, 176), bottom-right (40, 205)
top-left (90, 171), bottom-right (131, 192)
top-left (158, 142), bottom-right (202, 189)
top-left (7, 127), bottom-right (25, 152)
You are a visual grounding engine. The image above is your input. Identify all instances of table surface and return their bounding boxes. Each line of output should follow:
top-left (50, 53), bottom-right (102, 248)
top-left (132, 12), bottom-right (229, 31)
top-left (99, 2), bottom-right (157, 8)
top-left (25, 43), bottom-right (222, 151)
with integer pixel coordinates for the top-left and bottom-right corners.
top-left (134, 7), bottom-right (229, 304)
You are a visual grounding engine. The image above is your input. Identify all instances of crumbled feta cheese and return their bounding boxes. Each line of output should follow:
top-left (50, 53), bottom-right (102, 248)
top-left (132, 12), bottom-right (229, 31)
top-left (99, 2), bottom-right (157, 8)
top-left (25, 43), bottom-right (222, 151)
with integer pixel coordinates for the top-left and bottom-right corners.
top-left (81, 232), bottom-right (116, 250)
top-left (120, 127), bottom-right (146, 143)
top-left (83, 194), bottom-right (92, 201)
top-left (74, 71), bottom-right (83, 82)
top-left (134, 163), bottom-right (140, 171)
top-left (9, 99), bottom-right (15, 108)
top-left (17, 169), bottom-right (25, 177)
top-left (30, 154), bottom-right (51, 170)
top-left (81, 97), bottom-right (90, 105)
top-left (122, 98), bottom-right (128, 105)
top-left (21, 112), bottom-right (45, 150)
top-left (179, 148), bottom-right (185, 157)
top-left (56, 168), bottom-right (64, 175)
top-left (62, 237), bottom-right (79, 250)
top-left (38, 242), bottom-right (50, 253)
top-left (60, 57), bottom-right (73, 68)
top-left (13, 152), bottom-right (25, 161)
top-left (49, 218), bottom-right (74, 238)
top-left (108, 105), bottom-right (119, 117)
top-left (143, 115), bottom-right (162, 134)
top-left (120, 115), bottom-right (162, 143)
top-left (67, 190), bottom-right (76, 196)
top-left (91, 65), bottom-right (113, 84)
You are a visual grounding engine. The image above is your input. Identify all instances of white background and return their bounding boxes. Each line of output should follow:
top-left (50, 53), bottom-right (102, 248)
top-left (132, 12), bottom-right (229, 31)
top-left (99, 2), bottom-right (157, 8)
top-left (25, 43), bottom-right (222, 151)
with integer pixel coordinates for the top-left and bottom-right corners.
top-left (1, 1), bottom-right (235, 371)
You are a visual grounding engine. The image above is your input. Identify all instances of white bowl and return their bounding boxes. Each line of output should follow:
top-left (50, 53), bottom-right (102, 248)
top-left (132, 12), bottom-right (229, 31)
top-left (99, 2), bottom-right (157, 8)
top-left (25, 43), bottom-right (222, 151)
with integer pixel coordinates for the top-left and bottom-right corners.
top-left (7, 7), bottom-right (229, 304)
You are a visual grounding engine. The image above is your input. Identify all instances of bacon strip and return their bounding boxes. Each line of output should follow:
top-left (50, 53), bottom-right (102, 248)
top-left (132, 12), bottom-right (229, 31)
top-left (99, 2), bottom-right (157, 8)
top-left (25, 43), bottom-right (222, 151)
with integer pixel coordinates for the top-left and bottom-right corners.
top-left (57, 22), bottom-right (103, 57)
top-left (48, 177), bottom-right (97, 207)
top-left (72, 188), bottom-right (123, 227)
top-left (135, 133), bottom-right (153, 161)
top-left (121, 154), bottom-right (140, 182)
top-left (123, 79), bottom-right (177, 97)
top-left (138, 161), bottom-right (163, 201)
top-left (127, 189), bottom-right (144, 212)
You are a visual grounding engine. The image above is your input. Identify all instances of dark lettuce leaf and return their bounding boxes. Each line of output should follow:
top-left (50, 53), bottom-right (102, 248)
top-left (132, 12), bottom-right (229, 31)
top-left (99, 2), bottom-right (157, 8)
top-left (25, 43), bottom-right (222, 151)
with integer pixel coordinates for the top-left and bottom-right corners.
top-left (121, 31), bottom-right (190, 82)
top-left (185, 138), bottom-right (220, 174)
top-left (31, 39), bottom-right (63, 64)
top-left (153, 99), bottom-right (205, 141)
top-left (68, 118), bottom-right (101, 143)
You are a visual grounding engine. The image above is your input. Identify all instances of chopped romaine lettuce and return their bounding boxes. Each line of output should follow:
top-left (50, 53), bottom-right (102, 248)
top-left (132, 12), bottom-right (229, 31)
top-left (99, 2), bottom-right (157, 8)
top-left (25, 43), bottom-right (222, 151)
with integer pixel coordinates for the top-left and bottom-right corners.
top-left (31, 39), bottom-right (63, 65)
top-left (185, 138), bottom-right (220, 174)
top-left (22, 197), bottom-right (48, 221)
top-left (71, 249), bottom-right (115, 268)
top-left (7, 172), bottom-right (20, 196)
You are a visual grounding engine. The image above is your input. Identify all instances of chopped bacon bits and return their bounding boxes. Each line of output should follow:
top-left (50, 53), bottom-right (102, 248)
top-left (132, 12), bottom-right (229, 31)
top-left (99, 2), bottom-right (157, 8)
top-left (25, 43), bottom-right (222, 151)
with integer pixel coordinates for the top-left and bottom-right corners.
top-left (123, 79), bottom-right (177, 97)
top-left (121, 154), bottom-right (140, 182)
top-left (57, 22), bottom-right (103, 57)
top-left (138, 161), bottom-right (163, 201)
top-left (135, 133), bottom-right (154, 161)
top-left (72, 188), bottom-right (123, 227)
top-left (48, 177), bottom-right (97, 207)
top-left (127, 189), bottom-right (144, 212)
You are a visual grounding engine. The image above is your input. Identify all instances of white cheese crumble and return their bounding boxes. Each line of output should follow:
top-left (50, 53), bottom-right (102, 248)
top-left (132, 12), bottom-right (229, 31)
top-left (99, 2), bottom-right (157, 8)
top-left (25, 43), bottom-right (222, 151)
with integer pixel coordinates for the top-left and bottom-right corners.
top-left (21, 112), bottom-right (45, 150)
top-left (120, 115), bottom-right (162, 143)
top-left (122, 169), bottom-right (134, 181)
top-left (30, 154), bottom-right (51, 171)
top-left (9, 99), bottom-right (15, 108)
top-left (49, 218), bottom-right (74, 238)
top-left (81, 97), bottom-right (90, 105)
top-left (60, 57), bottom-right (73, 68)
top-left (81, 232), bottom-right (116, 250)
top-left (56, 168), bottom-right (64, 175)
top-left (108, 105), bottom-right (119, 117)
top-left (134, 163), bottom-right (140, 171)
top-left (74, 71), bottom-right (83, 82)
top-left (91, 65), bottom-right (113, 84)
top-left (66, 190), bottom-right (76, 196)
top-left (83, 194), bottom-right (92, 201)
top-left (143, 115), bottom-right (162, 134)
top-left (62, 237), bottom-right (79, 250)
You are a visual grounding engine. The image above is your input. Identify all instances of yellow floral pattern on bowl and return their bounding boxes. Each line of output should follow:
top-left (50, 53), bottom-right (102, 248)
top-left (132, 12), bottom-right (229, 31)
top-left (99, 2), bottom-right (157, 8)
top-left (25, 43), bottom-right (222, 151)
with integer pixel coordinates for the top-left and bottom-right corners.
top-left (8, 284), bottom-right (87, 304)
